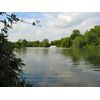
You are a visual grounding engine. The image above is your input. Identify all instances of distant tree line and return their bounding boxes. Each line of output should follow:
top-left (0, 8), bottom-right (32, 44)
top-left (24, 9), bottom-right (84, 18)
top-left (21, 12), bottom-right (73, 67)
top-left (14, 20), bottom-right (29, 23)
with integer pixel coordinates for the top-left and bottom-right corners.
top-left (51, 26), bottom-right (100, 48)
top-left (16, 39), bottom-right (50, 47)
top-left (15, 25), bottom-right (100, 48)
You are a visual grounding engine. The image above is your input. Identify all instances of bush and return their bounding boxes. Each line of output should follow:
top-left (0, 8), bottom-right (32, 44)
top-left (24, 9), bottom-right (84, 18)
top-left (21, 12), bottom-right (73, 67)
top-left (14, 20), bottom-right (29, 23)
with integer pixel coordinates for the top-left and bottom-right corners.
top-left (0, 13), bottom-right (32, 86)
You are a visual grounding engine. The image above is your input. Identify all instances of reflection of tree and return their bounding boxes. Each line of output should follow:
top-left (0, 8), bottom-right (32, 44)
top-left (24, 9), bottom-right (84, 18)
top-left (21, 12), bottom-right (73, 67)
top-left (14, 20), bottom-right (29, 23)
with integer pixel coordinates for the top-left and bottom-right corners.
top-left (70, 48), bottom-right (81, 62)
top-left (82, 48), bottom-right (100, 68)
top-left (61, 49), bottom-right (70, 57)
top-left (61, 48), bottom-right (81, 63)
top-left (61, 48), bottom-right (100, 69)
top-left (42, 48), bottom-right (49, 56)
top-left (16, 47), bottom-right (27, 56)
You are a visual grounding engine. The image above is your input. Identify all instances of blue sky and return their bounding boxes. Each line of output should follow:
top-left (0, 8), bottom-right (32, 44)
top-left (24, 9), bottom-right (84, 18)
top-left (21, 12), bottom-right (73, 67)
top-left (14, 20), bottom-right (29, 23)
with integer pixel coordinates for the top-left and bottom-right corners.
top-left (1, 12), bottom-right (100, 42)
top-left (15, 12), bottom-right (44, 19)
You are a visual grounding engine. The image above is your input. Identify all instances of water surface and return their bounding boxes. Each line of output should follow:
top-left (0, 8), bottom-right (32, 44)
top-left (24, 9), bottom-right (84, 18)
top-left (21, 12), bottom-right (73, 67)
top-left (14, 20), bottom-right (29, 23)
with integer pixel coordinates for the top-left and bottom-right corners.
top-left (16, 47), bottom-right (100, 86)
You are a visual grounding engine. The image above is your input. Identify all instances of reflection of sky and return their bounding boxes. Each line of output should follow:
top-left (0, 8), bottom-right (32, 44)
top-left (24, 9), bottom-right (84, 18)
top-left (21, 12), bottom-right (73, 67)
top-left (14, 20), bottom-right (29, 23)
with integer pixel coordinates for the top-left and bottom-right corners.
top-left (17, 47), bottom-right (100, 86)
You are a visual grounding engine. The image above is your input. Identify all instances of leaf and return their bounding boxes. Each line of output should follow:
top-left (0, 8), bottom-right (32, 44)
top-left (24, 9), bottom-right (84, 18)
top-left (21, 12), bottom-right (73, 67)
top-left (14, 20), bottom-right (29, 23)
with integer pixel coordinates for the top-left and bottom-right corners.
top-left (7, 17), bottom-right (13, 25)
top-left (0, 12), bottom-right (5, 15)
top-left (32, 22), bottom-right (36, 25)
top-left (7, 24), bottom-right (12, 29)
top-left (4, 19), bottom-right (7, 27)
top-left (0, 20), bottom-right (4, 23)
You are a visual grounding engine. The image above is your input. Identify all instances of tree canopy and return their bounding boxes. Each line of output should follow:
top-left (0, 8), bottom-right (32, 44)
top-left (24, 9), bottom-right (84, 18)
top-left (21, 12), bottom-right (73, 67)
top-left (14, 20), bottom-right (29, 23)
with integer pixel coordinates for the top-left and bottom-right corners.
top-left (0, 12), bottom-right (35, 86)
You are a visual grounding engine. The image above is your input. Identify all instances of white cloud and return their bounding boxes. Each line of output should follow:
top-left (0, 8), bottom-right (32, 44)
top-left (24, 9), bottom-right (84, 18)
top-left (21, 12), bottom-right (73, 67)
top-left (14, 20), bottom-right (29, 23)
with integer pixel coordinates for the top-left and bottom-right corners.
top-left (58, 14), bottom-right (72, 22)
top-left (1, 12), bottom-right (100, 42)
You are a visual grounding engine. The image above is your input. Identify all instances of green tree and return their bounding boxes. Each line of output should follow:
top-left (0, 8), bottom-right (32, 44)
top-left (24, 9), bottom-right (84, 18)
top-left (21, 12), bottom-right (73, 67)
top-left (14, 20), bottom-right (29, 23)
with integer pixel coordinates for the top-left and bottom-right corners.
top-left (22, 39), bottom-right (28, 47)
top-left (39, 42), bottom-right (43, 47)
top-left (84, 31), bottom-right (97, 45)
top-left (0, 12), bottom-right (34, 86)
top-left (42, 39), bottom-right (50, 47)
top-left (61, 37), bottom-right (72, 47)
top-left (32, 41), bottom-right (40, 47)
top-left (54, 40), bottom-right (61, 47)
top-left (91, 26), bottom-right (100, 37)
top-left (70, 29), bottom-right (81, 40)
top-left (72, 36), bottom-right (86, 48)
top-left (27, 41), bottom-right (33, 47)
top-left (50, 41), bottom-right (55, 46)
top-left (16, 39), bottom-right (22, 47)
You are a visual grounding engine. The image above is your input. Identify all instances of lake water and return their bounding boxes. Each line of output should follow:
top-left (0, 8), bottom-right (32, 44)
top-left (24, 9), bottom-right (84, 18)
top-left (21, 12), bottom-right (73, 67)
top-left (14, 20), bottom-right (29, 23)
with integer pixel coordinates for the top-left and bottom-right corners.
top-left (16, 47), bottom-right (100, 86)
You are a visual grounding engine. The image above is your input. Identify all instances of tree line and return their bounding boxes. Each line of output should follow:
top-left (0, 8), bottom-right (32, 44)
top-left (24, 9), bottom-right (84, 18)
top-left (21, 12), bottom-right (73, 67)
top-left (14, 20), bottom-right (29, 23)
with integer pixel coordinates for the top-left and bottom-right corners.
top-left (16, 39), bottom-right (50, 47)
top-left (15, 25), bottom-right (100, 48)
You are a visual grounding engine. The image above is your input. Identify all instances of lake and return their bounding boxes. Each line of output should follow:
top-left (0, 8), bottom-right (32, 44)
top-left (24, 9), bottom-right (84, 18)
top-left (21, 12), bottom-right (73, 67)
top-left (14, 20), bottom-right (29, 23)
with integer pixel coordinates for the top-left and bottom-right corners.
top-left (16, 47), bottom-right (100, 86)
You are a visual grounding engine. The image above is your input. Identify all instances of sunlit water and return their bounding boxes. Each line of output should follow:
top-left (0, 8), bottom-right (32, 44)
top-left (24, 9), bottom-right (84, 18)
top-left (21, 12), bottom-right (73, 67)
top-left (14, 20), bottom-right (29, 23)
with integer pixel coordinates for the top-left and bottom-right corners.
top-left (16, 47), bottom-right (100, 86)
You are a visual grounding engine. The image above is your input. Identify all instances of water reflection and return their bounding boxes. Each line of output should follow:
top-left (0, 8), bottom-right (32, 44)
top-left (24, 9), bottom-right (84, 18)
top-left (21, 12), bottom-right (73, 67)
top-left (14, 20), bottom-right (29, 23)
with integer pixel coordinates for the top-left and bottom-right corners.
top-left (61, 48), bottom-right (100, 70)
top-left (17, 47), bottom-right (100, 86)
top-left (42, 48), bottom-right (49, 56)
top-left (16, 47), bottom-right (27, 56)
top-left (61, 48), bottom-right (81, 66)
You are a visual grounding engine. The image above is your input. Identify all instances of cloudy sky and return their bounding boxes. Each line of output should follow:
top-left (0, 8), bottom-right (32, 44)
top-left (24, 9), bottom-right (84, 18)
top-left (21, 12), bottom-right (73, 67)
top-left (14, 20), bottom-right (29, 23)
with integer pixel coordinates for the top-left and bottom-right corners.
top-left (1, 12), bottom-right (100, 42)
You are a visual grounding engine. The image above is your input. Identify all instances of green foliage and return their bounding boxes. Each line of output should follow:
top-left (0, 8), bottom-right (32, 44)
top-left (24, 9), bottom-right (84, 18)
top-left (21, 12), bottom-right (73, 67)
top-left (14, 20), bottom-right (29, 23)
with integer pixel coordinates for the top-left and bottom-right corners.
top-left (15, 39), bottom-right (49, 47)
top-left (0, 13), bottom-right (32, 86)
top-left (72, 36), bottom-right (86, 48)
top-left (91, 26), bottom-right (100, 37)
top-left (14, 23), bottom-right (100, 49)
top-left (50, 40), bottom-right (61, 47)
top-left (32, 41), bottom-right (40, 47)
top-left (42, 39), bottom-right (50, 47)
top-left (84, 31), bottom-right (97, 45)
top-left (70, 29), bottom-right (81, 40)
top-left (39, 42), bottom-right (43, 47)
top-left (50, 26), bottom-right (100, 49)
top-left (22, 39), bottom-right (28, 46)
top-left (16, 39), bottom-right (28, 47)
top-left (50, 41), bottom-right (55, 46)
top-left (61, 37), bottom-right (72, 47)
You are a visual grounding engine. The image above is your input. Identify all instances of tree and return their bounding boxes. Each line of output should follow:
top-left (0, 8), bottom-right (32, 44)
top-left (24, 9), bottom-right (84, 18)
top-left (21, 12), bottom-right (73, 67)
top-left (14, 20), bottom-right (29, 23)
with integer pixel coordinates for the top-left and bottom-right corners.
top-left (0, 12), bottom-right (34, 86)
top-left (72, 36), bottom-right (86, 48)
top-left (50, 41), bottom-right (55, 46)
top-left (61, 37), bottom-right (72, 47)
top-left (53, 40), bottom-right (61, 47)
top-left (70, 29), bottom-right (81, 40)
top-left (39, 42), bottom-right (43, 47)
top-left (16, 39), bottom-right (28, 47)
top-left (32, 41), bottom-right (40, 47)
top-left (22, 39), bottom-right (28, 47)
top-left (84, 31), bottom-right (97, 45)
top-left (42, 39), bottom-right (50, 47)
top-left (16, 39), bottom-right (22, 47)
top-left (91, 26), bottom-right (100, 37)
